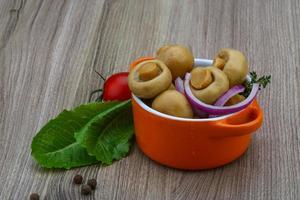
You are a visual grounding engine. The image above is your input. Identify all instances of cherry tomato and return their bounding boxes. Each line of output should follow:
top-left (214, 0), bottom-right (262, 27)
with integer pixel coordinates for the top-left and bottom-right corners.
top-left (102, 72), bottom-right (131, 101)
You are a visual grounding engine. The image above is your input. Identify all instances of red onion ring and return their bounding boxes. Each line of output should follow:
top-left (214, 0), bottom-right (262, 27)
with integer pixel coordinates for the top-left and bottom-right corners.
top-left (193, 108), bottom-right (209, 118)
top-left (184, 73), bottom-right (259, 115)
top-left (175, 77), bottom-right (185, 94)
top-left (209, 85), bottom-right (245, 118)
top-left (214, 85), bottom-right (245, 106)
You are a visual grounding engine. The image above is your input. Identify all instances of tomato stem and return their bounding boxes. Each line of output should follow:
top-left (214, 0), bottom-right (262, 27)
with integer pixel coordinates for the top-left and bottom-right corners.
top-left (95, 94), bottom-right (103, 102)
top-left (94, 70), bottom-right (106, 81)
top-left (89, 89), bottom-right (103, 102)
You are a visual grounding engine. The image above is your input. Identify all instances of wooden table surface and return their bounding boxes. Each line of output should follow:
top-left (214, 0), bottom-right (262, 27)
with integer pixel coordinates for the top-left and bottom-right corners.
top-left (1, 0), bottom-right (299, 199)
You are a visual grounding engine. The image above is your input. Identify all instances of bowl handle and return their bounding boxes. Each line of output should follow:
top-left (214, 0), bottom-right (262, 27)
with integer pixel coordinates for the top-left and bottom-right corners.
top-left (213, 100), bottom-right (263, 138)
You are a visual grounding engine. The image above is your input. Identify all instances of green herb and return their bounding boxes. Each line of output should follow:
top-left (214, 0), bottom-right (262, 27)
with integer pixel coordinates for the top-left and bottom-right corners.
top-left (242, 71), bottom-right (271, 97)
top-left (31, 100), bottom-right (133, 169)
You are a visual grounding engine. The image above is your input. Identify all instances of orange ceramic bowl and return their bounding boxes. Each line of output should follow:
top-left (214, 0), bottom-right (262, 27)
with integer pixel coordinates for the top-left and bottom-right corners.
top-left (131, 57), bottom-right (263, 170)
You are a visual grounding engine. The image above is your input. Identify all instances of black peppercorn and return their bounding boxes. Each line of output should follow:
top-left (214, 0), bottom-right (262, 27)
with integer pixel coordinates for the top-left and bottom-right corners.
top-left (30, 193), bottom-right (39, 200)
top-left (81, 184), bottom-right (92, 195)
top-left (87, 178), bottom-right (97, 190)
top-left (73, 174), bottom-right (83, 184)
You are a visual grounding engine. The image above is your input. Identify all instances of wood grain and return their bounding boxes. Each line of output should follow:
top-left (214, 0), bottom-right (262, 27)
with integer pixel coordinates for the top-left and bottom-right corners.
top-left (0, 0), bottom-right (299, 199)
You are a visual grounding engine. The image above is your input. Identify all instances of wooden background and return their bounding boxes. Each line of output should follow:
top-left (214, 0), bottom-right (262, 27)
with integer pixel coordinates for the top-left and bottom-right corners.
top-left (0, 0), bottom-right (299, 199)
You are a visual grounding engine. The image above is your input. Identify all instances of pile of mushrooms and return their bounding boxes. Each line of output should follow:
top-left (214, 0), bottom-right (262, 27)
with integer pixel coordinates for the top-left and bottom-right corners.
top-left (128, 45), bottom-right (251, 118)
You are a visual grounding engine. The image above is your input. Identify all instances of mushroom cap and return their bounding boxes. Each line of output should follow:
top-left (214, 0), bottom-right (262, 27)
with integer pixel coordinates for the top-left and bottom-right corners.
top-left (190, 67), bottom-right (229, 104)
top-left (152, 90), bottom-right (193, 118)
top-left (214, 48), bottom-right (248, 87)
top-left (156, 44), bottom-right (194, 80)
top-left (128, 59), bottom-right (172, 99)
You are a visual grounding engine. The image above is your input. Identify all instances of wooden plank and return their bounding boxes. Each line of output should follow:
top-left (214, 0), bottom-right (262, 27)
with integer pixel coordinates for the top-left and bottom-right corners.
top-left (0, 0), bottom-right (299, 199)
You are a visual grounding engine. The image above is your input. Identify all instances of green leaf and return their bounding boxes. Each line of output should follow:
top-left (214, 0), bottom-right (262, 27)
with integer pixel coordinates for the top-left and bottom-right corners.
top-left (31, 102), bottom-right (120, 169)
top-left (75, 101), bottom-right (134, 165)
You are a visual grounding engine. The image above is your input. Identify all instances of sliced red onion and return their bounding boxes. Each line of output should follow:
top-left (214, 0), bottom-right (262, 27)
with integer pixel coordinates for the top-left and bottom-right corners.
top-left (175, 77), bottom-right (207, 118)
top-left (214, 85), bottom-right (245, 106)
top-left (175, 77), bottom-right (185, 94)
top-left (208, 85), bottom-right (245, 118)
top-left (193, 108), bottom-right (208, 118)
top-left (184, 73), bottom-right (259, 115)
top-left (209, 85), bottom-right (246, 118)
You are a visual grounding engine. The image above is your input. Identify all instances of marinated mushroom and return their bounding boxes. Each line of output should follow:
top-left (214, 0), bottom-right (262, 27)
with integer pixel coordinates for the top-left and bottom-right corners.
top-left (213, 48), bottom-right (248, 87)
top-left (190, 67), bottom-right (229, 104)
top-left (156, 44), bottom-right (194, 80)
top-left (152, 90), bottom-right (193, 118)
top-left (225, 94), bottom-right (245, 106)
top-left (128, 59), bottom-right (172, 99)
top-left (168, 83), bottom-right (176, 90)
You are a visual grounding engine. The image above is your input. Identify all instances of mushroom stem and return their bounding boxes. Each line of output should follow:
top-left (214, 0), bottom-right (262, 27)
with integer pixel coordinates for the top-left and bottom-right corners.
top-left (213, 57), bottom-right (226, 69)
top-left (190, 68), bottom-right (213, 89)
top-left (138, 62), bottom-right (161, 81)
